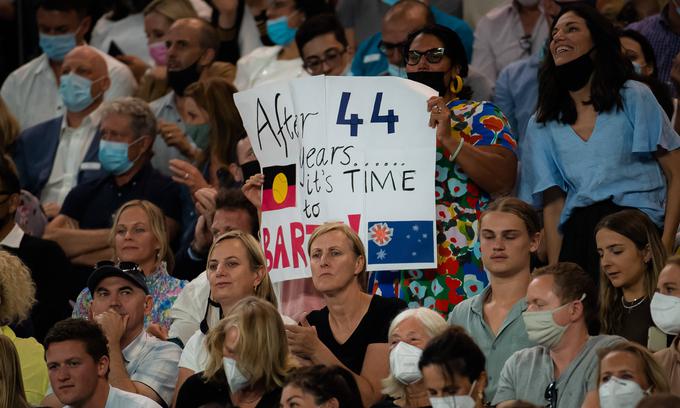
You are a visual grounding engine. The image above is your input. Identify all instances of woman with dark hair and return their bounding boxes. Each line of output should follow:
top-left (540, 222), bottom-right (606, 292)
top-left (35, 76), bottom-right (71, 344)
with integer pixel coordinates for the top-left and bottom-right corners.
top-left (281, 365), bottom-right (363, 408)
top-left (519, 4), bottom-right (680, 282)
top-left (418, 326), bottom-right (487, 408)
top-left (403, 24), bottom-right (517, 315)
top-left (595, 209), bottom-right (667, 347)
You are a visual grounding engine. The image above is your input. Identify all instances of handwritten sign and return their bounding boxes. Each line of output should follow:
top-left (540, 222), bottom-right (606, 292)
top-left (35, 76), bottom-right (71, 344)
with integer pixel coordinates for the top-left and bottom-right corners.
top-left (235, 76), bottom-right (437, 282)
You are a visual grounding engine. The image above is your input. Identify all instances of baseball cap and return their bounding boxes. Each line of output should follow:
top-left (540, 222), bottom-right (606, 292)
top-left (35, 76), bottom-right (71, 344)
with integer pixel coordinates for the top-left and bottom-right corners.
top-left (87, 261), bottom-right (150, 295)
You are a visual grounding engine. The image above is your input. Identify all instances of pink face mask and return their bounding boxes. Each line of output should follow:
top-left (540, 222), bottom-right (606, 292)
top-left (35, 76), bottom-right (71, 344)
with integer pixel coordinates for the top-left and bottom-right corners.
top-left (149, 41), bottom-right (168, 66)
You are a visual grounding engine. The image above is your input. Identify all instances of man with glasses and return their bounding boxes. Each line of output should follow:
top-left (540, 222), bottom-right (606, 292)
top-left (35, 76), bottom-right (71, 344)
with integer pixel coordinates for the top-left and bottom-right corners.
top-left (295, 14), bottom-right (352, 76)
top-left (493, 263), bottom-right (623, 408)
top-left (44, 97), bottom-right (182, 293)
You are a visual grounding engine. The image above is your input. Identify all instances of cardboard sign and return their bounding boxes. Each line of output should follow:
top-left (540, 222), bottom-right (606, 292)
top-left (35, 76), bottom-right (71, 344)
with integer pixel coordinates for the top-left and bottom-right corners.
top-left (235, 76), bottom-right (437, 282)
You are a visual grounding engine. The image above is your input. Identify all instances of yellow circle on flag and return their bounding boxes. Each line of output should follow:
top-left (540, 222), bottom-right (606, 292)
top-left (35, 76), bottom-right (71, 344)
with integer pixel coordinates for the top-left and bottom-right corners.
top-left (272, 173), bottom-right (288, 204)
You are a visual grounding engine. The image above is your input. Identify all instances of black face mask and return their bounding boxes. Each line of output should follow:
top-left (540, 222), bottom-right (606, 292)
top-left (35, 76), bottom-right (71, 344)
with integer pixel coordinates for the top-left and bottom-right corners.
top-left (167, 60), bottom-right (201, 96)
top-left (555, 49), bottom-right (595, 92)
top-left (407, 71), bottom-right (448, 96)
top-left (240, 160), bottom-right (261, 182)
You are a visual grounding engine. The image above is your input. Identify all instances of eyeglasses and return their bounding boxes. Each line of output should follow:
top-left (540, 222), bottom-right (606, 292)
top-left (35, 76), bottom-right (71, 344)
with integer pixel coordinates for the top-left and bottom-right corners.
top-left (544, 381), bottom-right (558, 408)
top-left (94, 260), bottom-right (142, 274)
top-left (406, 47), bottom-right (446, 66)
top-left (303, 47), bottom-right (346, 74)
top-left (378, 40), bottom-right (407, 55)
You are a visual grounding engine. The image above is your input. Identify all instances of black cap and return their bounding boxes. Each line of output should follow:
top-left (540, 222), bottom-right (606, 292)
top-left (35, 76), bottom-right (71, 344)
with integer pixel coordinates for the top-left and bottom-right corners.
top-left (87, 262), bottom-right (149, 295)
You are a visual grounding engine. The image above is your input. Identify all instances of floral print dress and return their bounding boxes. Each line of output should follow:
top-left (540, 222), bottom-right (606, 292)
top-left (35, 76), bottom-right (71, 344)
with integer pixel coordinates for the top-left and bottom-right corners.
top-left (370, 99), bottom-right (517, 316)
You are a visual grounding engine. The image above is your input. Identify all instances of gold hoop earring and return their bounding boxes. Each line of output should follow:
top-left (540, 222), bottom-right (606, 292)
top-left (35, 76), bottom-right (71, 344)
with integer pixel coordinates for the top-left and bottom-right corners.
top-left (450, 74), bottom-right (463, 94)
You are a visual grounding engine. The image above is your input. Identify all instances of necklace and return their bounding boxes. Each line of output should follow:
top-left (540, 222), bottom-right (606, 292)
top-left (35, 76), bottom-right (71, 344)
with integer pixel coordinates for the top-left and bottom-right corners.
top-left (621, 296), bottom-right (647, 311)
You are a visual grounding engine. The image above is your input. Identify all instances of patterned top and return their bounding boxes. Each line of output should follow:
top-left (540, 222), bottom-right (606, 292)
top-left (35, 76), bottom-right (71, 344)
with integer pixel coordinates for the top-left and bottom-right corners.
top-left (72, 262), bottom-right (187, 330)
top-left (371, 99), bottom-right (517, 316)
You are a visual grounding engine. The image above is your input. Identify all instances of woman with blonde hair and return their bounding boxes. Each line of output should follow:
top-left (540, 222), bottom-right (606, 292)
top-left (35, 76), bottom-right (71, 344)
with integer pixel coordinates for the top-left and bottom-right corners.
top-left (72, 200), bottom-right (187, 333)
top-left (0, 252), bottom-right (48, 405)
top-left (0, 335), bottom-right (30, 408)
top-left (175, 296), bottom-right (293, 407)
top-left (0, 97), bottom-right (19, 154)
top-left (382, 307), bottom-right (448, 407)
top-left (286, 222), bottom-right (407, 407)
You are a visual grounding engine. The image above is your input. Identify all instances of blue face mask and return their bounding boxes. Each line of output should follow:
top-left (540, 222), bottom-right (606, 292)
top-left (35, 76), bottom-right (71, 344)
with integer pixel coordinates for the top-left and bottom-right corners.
top-left (185, 123), bottom-right (210, 151)
top-left (39, 32), bottom-right (77, 61)
top-left (387, 63), bottom-right (407, 78)
top-left (382, 0), bottom-right (399, 5)
top-left (59, 73), bottom-right (104, 113)
top-left (98, 137), bottom-right (145, 175)
top-left (266, 15), bottom-right (297, 46)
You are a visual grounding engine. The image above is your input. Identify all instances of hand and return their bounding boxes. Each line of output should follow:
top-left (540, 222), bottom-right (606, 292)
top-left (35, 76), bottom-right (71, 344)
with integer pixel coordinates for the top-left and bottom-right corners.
top-left (93, 309), bottom-right (128, 345)
top-left (192, 215), bottom-right (213, 254)
top-left (146, 323), bottom-right (168, 341)
top-left (116, 55), bottom-right (150, 81)
top-left (427, 96), bottom-right (460, 153)
top-left (285, 319), bottom-right (320, 360)
top-left (169, 159), bottom-right (210, 195)
top-left (148, 66), bottom-right (167, 82)
top-left (43, 202), bottom-right (61, 219)
top-left (158, 121), bottom-right (195, 158)
top-left (671, 52), bottom-right (680, 89)
top-left (194, 187), bottom-right (217, 222)
top-left (242, 173), bottom-right (264, 210)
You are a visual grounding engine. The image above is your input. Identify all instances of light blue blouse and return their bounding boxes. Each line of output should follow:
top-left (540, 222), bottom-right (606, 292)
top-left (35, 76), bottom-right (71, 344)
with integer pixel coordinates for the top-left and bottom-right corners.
top-left (519, 80), bottom-right (680, 228)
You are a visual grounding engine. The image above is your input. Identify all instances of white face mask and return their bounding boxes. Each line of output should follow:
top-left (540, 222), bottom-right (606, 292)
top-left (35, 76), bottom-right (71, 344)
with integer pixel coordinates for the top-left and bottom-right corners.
top-left (390, 341), bottom-right (423, 384)
top-left (599, 377), bottom-right (649, 408)
top-left (522, 294), bottom-right (585, 349)
top-left (429, 381), bottom-right (478, 408)
top-left (223, 357), bottom-right (250, 393)
top-left (650, 292), bottom-right (680, 335)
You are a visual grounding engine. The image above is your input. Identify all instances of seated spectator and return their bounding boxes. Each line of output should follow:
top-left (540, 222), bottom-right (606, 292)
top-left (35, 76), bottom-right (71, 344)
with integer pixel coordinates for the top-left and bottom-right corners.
top-left (471, 0), bottom-right (548, 84)
top-left (173, 230), bottom-right (280, 403)
top-left (285, 222), bottom-right (407, 407)
top-left (296, 14), bottom-right (353, 77)
top-left (651, 255), bottom-right (680, 396)
top-left (418, 326), bottom-right (487, 407)
top-left (581, 341), bottom-right (669, 408)
top-left (43, 97), bottom-right (181, 294)
top-left (448, 197), bottom-right (540, 401)
top-left (44, 318), bottom-right (161, 408)
top-left (0, 252), bottom-right (49, 405)
top-left (149, 17), bottom-right (220, 175)
top-left (0, 0), bottom-right (136, 130)
top-left (595, 209), bottom-right (667, 347)
top-left (493, 263), bottom-right (623, 408)
top-left (0, 334), bottom-right (31, 408)
top-left (208, 0), bottom-right (263, 64)
top-left (0, 96), bottom-right (18, 154)
top-left (335, 0), bottom-right (389, 46)
top-left (0, 156), bottom-right (71, 342)
top-left (616, 0), bottom-right (660, 27)
top-left (233, 0), bottom-right (331, 91)
top-left (72, 200), bottom-right (187, 334)
top-left (281, 365), bottom-right (363, 408)
top-left (44, 262), bottom-right (182, 407)
top-left (14, 45), bottom-right (110, 218)
top-left (175, 296), bottom-right (293, 408)
top-left (382, 307), bottom-right (447, 407)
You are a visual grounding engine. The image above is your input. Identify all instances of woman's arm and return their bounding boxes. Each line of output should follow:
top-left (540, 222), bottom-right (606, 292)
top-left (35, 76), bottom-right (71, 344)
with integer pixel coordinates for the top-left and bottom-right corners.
top-left (543, 187), bottom-right (566, 265)
top-left (656, 149), bottom-right (680, 253)
top-left (172, 367), bottom-right (195, 408)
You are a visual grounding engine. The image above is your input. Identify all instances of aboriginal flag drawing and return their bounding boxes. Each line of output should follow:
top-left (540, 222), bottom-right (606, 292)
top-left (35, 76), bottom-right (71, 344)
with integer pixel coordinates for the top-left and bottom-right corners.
top-left (261, 164), bottom-right (296, 211)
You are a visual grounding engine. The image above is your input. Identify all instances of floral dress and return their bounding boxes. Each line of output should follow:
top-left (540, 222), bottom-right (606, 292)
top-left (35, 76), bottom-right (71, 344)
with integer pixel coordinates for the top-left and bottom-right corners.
top-left (72, 262), bottom-right (187, 330)
top-left (370, 99), bottom-right (517, 316)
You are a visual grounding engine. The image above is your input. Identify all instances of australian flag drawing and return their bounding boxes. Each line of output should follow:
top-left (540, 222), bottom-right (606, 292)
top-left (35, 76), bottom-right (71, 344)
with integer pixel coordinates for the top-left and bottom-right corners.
top-left (367, 220), bottom-right (435, 265)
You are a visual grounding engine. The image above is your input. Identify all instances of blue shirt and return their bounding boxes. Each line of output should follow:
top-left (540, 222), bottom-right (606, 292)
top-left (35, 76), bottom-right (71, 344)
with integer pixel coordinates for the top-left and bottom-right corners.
top-left (351, 6), bottom-right (473, 77)
top-left (519, 80), bottom-right (680, 228)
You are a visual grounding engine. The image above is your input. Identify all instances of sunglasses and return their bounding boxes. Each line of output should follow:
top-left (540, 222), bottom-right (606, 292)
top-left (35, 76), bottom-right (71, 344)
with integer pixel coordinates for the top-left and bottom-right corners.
top-left (94, 260), bottom-right (142, 274)
top-left (303, 48), bottom-right (346, 74)
top-left (406, 47), bottom-right (446, 66)
top-left (378, 40), bottom-right (407, 55)
top-left (544, 381), bottom-right (558, 408)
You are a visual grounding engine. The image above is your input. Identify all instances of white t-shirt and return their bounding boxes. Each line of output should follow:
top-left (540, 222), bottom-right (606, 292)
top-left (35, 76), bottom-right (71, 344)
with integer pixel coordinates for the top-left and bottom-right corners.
top-left (233, 45), bottom-right (307, 91)
top-left (65, 385), bottom-right (161, 408)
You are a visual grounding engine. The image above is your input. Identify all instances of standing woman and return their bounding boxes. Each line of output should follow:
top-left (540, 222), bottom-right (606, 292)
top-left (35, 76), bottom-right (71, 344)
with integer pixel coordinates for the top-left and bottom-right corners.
top-left (519, 4), bottom-right (680, 281)
top-left (595, 209), bottom-right (667, 347)
top-left (405, 24), bottom-right (518, 314)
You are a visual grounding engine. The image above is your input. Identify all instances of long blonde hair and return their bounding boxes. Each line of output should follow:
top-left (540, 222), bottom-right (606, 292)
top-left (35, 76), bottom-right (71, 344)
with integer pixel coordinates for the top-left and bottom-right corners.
top-left (0, 335), bottom-right (29, 408)
top-left (0, 252), bottom-right (36, 325)
top-left (203, 296), bottom-right (293, 391)
top-left (109, 200), bottom-right (174, 273)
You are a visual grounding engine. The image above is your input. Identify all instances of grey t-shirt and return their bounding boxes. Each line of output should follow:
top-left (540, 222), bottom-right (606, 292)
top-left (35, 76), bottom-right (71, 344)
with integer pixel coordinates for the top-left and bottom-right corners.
top-left (336, 0), bottom-right (389, 44)
top-left (492, 335), bottom-right (624, 408)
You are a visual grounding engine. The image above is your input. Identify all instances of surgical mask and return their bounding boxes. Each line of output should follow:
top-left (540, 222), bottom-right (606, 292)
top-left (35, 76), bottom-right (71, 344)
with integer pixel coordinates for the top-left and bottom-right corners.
top-left (223, 357), bottom-right (250, 393)
top-left (675, 0), bottom-right (680, 16)
top-left (149, 41), bottom-right (168, 66)
top-left (39, 32), bottom-right (77, 61)
top-left (522, 294), bottom-right (585, 349)
top-left (59, 73), bottom-right (103, 113)
top-left (266, 15), bottom-right (297, 46)
top-left (599, 378), bottom-right (649, 408)
top-left (516, 0), bottom-right (539, 6)
top-left (241, 160), bottom-right (261, 182)
top-left (98, 137), bottom-right (145, 175)
top-left (389, 342), bottom-right (423, 384)
top-left (387, 63), bottom-right (407, 79)
top-left (167, 60), bottom-right (201, 96)
top-left (554, 49), bottom-right (595, 91)
top-left (382, 0), bottom-right (399, 5)
top-left (651, 292), bottom-right (680, 335)
top-left (407, 71), bottom-right (447, 96)
top-left (185, 123), bottom-right (210, 151)
top-left (428, 381), bottom-right (477, 408)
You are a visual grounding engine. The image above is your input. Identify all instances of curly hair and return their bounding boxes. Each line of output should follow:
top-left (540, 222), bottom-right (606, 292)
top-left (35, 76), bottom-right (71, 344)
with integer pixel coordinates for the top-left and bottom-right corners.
top-left (0, 252), bottom-right (36, 325)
